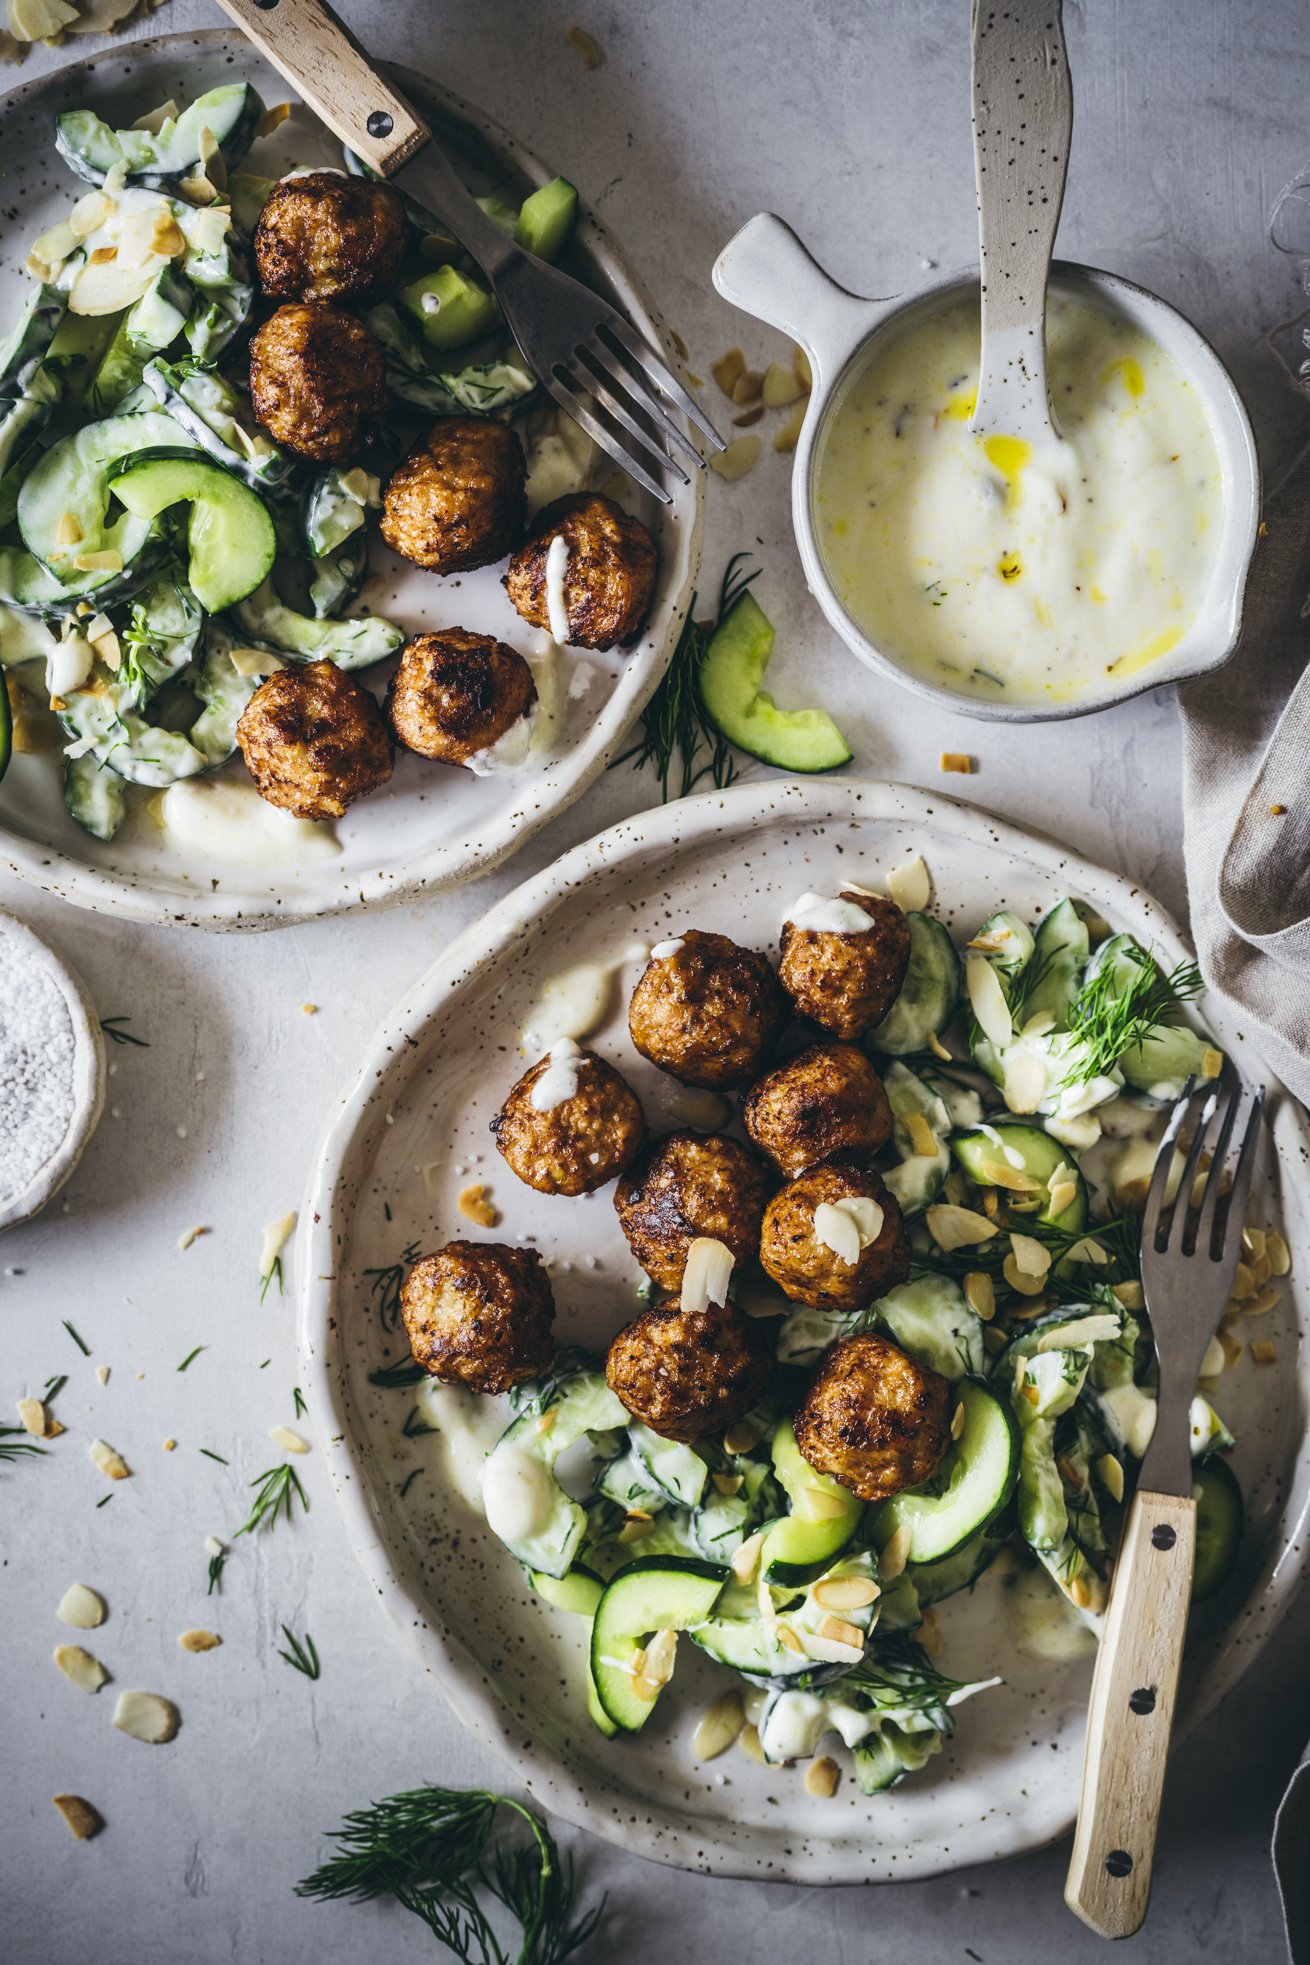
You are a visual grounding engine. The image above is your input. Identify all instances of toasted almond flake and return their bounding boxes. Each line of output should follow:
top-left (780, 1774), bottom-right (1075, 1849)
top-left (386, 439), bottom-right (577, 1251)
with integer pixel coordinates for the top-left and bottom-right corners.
top-left (1002, 1049), bottom-right (1048, 1114)
top-left (941, 751), bottom-right (974, 774)
top-left (738, 1721), bottom-right (766, 1763)
top-left (731, 368), bottom-right (764, 407)
top-left (777, 1623), bottom-right (805, 1655)
top-left (731, 1530), bottom-right (764, 1584)
top-left (1070, 1572), bottom-right (1094, 1611)
top-left (1252, 1252), bottom-right (1272, 1287)
top-left (1201, 1046), bottom-right (1224, 1079)
top-left (11, 0), bottom-right (77, 43)
top-left (131, 97), bottom-right (178, 132)
top-left (915, 1606), bottom-right (942, 1657)
top-left (1056, 1451), bottom-right (1084, 1490)
top-left (880, 1524), bottom-right (911, 1582)
top-left (926, 1203), bottom-right (997, 1252)
top-left (1220, 1327), bottom-right (1245, 1368)
top-left (966, 952), bottom-right (1014, 1049)
top-left (979, 1158), bottom-right (1042, 1194)
top-left (1199, 1333), bottom-right (1226, 1378)
top-left (90, 626), bottom-right (122, 670)
top-left (1097, 1453), bottom-right (1125, 1503)
top-left (55, 511), bottom-right (83, 546)
top-left (712, 347), bottom-right (746, 396)
top-left (457, 1182), bottom-right (499, 1228)
top-left (682, 1235), bottom-right (735, 1314)
top-left (1266, 1229), bottom-right (1291, 1276)
top-left (89, 1438), bottom-right (130, 1481)
top-left (1241, 1225), bottom-right (1265, 1260)
top-left (950, 1400), bottom-right (966, 1442)
top-left (980, 1187), bottom-right (1000, 1219)
top-left (812, 1197), bottom-right (881, 1265)
top-left (1008, 1232), bottom-right (1051, 1279)
top-left (253, 99), bottom-right (291, 139)
top-left (902, 1110), bottom-right (938, 1159)
top-left (566, 21), bottom-right (602, 65)
top-left (618, 1516), bottom-right (654, 1544)
top-left (268, 1426), bottom-right (308, 1455)
top-left (1047, 1179), bottom-right (1079, 1217)
top-left (112, 1689), bottom-right (178, 1744)
top-left (72, 550), bottom-right (123, 574)
top-left (811, 1574), bottom-right (879, 1611)
top-left (817, 1613), bottom-right (863, 1650)
top-left (803, 1754), bottom-right (840, 1797)
top-left (1229, 1260), bottom-right (1255, 1302)
top-left (733, 404), bottom-right (765, 429)
top-left (774, 398), bottom-right (807, 453)
top-left (1250, 1337), bottom-right (1278, 1365)
top-left (711, 1471), bottom-right (743, 1496)
top-left (761, 361), bottom-right (803, 409)
top-left (162, 1438), bottom-right (176, 1452)
top-left (1245, 1285), bottom-right (1281, 1318)
top-left (53, 1643), bottom-right (108, 1693)
top-left (17, 1395), bottom-right (47, 1435)
top-left (95, 1365), bottom-right (109, 1386)
top-left (69, 191), bottom-right (112, 241)
top-left (1111, 1279), bottom-right (1145, 1311)
top-left (57, 1582), bottom-right (106, 1630)
top-left (1022, 1383), bottom-right (1041, 1405)
top-left (642, 1627), bottom-right (678, 1687)
top-left (52, 1793), bottom-right (104, 1840)
top-left (794, 345), bottom-right (813, 391)
top-left (887, 854), bottom-right (930, 914)
top-left (177, 1627), bottom-right (221, 1657)
top-left (982, 1322), bottom-right (1008, 1354)
top-left (722, 1417), bottom-right (758, 1455)
top-left (963, 1270), bottom-right (996, 1321)
top-left (178, 1225), bottom-right (208, 1251)
top-left (88, 244), bottom-right (118, 265)
top-left (709, 434), bottom-right (762, 482)
top-left (693, 1689), bottom-right (745, 1760)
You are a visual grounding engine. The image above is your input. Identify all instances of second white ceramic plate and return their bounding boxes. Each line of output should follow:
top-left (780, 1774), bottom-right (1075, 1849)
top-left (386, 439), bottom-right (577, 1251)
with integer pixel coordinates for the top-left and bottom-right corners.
top-left (301, 779), bottom-right (1310, 1881)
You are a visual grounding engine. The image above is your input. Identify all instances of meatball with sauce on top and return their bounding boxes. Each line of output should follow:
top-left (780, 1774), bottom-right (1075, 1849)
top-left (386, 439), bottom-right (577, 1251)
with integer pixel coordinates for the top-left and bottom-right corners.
top-left (605, 1293), bottom-right (773, 1444)
top-left (236, 659), bottom-right (393, 821)
top-left (504, 492), bottom-right (657, 650)
top-left (381, 418), bottom-right (525, 574)
top-left (400, 1241), bottom-right (555, 1395)
top-left (743, 1043), bottom-right (893, 1177)
top-left (492, 1041), bottom-right (645, 1196)
top-left (778, 889), bottom-right (911, 1040)
top-left (253, 170), bottom-right (407, 305)
top-left (614, 1129), bottom-right (773, 1293)
top-left (387, 628), bottom-right (536, 766)
top-left (793, 1331), bottom-right (951, 1503)
top-left (628, 929), bottom-right (786, 1090)
top-left (759, 1160), bottom-right (909, 1312)
top-left (248, 302), bottom-right (387, 463)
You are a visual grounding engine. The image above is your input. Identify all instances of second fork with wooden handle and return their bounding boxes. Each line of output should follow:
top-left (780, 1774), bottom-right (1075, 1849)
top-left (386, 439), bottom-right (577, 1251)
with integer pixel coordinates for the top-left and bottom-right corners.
top-left (1065, 1075), bottom-right (1264, 1938)
top-left (212, 0), bottom-right (723, 503)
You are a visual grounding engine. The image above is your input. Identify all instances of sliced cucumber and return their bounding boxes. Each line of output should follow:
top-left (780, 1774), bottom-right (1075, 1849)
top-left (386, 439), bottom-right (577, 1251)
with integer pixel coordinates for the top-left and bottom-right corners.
top-left (18, 409), bottom-right (188, 577)
top-left (516, 177), bottom-right (579, 261)
top-left (365, 305), bottom-right (536, 416)
top-left (875, 1275), bottom-right (984, 1382)
top-left (229, 575), bottom-right (402, 670)
top-left (118, 566), bottom-right (204, 710)
top-left (187, 628), bottom-right (269, 767)
top-left (1192, 1456), bottom-right (1242, 1603)
top-left (629, 1422), bottom-right (707, 1509)
top-left (691, 1456), bottom-right (781, 1562)
top-left (400, 264), bottom-right (501, 352)
top-left (530, 1566), bottom-right (604, 1616)
top-left (108, 448), bottom-right (276, 613)
top-left (482, 1364), bottom-right (626, 1578)
top-left (951, 1120), bottom-right (1088, 1233)
top-left (908, 1530), bottom-right (1003, 1607)
top-left (761, 1419), bottom-right (863, 1586)
top-left (64, 750), bottom-right (126, 840)
top-left (868, 912), bottom-right (962, 1057)
top-left (308, 536), bottom-right (368, 620)
top-left (0, 537), bottom-right (167, 616)
top-left (56, 84), bottom-right (264, 187)
top-left (590, 1555), bottom-right (727, 1731)
top-left (691, 1550), bottom-right (879, 1688)
top-left (86, 268), bottom-right (193, 415)
top-left (699, 590), bottom-right (852, 772)
top-left (869, 1378), bottom-right (1018, 1565)
top-left (881, 1059), bottom-right (951, 1217)
top-left (59, 687), bottom-right (208, 790)
top-left (229, 171), bottom-right (276, 236)
top-left (302, 465), bottom-right (378, 557)
top-left (143, 359), bottom-right (299, 498)
top-left (1021, 898), bottom-right (1090, 1029)
top-left (0, 283), bottom-right (68, 475)
top-left (971, 907), bottom-right (1035, 984)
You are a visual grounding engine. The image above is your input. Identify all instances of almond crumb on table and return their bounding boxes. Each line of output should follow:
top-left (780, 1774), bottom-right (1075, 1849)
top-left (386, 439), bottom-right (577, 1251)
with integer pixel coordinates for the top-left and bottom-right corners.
top-left (941, 751), bottom-right (974, 773)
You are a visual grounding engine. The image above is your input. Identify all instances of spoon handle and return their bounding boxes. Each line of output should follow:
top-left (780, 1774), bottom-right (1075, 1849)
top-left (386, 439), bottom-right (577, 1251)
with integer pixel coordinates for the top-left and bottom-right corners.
top-left (970, 0), bottom-right (1072, 441)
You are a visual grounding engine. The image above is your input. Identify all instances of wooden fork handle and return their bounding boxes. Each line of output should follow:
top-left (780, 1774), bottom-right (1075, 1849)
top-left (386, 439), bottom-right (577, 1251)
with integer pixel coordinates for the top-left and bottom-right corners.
top-left (1065, 1488), bottom-right (1197, 1939)
top-left (211, 0), bottom-right (430, 176)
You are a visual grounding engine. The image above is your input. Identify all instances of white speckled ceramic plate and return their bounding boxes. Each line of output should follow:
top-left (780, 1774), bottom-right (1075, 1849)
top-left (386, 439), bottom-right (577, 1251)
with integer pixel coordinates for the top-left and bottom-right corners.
top-left (0, 32), bottom-right (701, 930)
top-left (301, 779), bottom-right (1310, 1881)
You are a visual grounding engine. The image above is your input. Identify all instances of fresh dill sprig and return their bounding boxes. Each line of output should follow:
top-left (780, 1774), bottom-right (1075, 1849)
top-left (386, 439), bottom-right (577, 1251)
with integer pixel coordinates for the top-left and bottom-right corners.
top-left (62, 1320), bottom-right (91, 1357)
top-left (296, 1784), bottom-right (604, 1965)
top-left (43, 1373), bottom-right (67, 1401)
top-left (402, 1404), bottom-right (438, 1439)
top-left (1062, 946), bottom-right (1203, 1087)
top-left (0, 1425), bottom-right (47, 1466)
top-left (278, 1626), bottom-right (321, 1679)
top-left (100, 1015), bottom-right (149, 1048)
top-left (260, 1255), bottom-right (284, 1305)
top-left (96, 1493), bottom-right (112, 1508)
top-left (177, 1346), bottom-right (204, 1373)
top-left (611, 553), bottom-right (758, 801)
top-left (293, 1387), bottom-right (307, 1419)
top-left (207, 1546), bottom-right (227, 1594)
top-left (235, 1462), bottom-right (308, 1538)
top-left (200, 1446), bottom-right (229, 1465)
top-left (364, 1241), bottom-right (422, 1332)
top-left (399, 1468), bottom-right (422, 1499)
top-left (367, 1358), bottom-right (426, 1389)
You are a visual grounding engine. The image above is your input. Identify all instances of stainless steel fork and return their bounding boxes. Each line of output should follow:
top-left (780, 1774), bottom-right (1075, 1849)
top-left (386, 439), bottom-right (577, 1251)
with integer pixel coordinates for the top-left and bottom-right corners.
top-left (214, 0), bottom-right (723, 503)
top-left (1066, 1075), bottom-right (1264, 1939)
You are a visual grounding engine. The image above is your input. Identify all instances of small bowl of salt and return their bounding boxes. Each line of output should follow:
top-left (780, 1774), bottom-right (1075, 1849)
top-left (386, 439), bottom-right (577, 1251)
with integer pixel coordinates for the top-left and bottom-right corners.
top-left (0, 912), bottom-right (105, 1232)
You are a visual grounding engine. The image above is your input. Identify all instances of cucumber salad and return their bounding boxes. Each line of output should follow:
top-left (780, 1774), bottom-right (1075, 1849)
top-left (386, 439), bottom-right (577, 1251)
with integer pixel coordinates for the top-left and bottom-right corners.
top-left (389, 870), bottom-right (1282, 1798)
top-left (0, 82), bottom-right (586, 837)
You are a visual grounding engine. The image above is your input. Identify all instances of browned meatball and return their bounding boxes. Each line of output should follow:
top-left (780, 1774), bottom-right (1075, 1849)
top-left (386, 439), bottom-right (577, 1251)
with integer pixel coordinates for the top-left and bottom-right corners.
top-left (236, 659), bottom-right (393, 821)
top-left (492, 1043), bottom-right (645, 1196)
top-left (793, 1332), bottom-right (951, 1503)
top-left (779, 892), bottom-right (912, 1040)
top-left (387, 628), bottom-right (536, 764)
top-left (248, 303), bottom-right (386, 463)
top-left (381, 418), bottom-right (525, 573)
top-left (759, 1160), bottom-right (909, 1312)
top-left (254, 171), bottom-right (407, 304)
top-left (614, 1130), bottom-right (773, 1292)
top-left (605, 1295), bottom-right (773, 1443)
top-left (503, 493), bottom-right (657, 650)
top-left (743, 1043), bottom-right (893, 1177)
top-left (399, 1241), bottom-right (554, 1395)
top-left (628, 930), bottom-right (786, 1090)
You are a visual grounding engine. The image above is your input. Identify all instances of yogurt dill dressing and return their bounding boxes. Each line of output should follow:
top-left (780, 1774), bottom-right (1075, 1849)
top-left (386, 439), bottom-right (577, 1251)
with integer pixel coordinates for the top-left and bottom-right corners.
top-left (814, 284), bottom-right (1223, 706)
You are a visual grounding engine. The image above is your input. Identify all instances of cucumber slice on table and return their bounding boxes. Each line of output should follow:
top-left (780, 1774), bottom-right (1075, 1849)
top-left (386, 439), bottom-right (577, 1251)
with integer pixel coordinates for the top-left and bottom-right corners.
top-left (760, 1418), bottom-right (862, 1586)
top-left (699, 590), bottom-right (852, 772)
top-left (590, 1555), bottom-right (728, 1732)
top-left (868, 912), bottom-right (962, 1056)
top-left (55, 84), bottom-right (263, 187)
top-left (399, 265), bottom-right (501, 352)
top-left (516, 177), bottom-right (579, 260)
top-left (1192, 1456), bottom-right (1242, 1602)
top-left (230, 575), bottom-right (403, 670)
top-left (107, 448), bottom-right (276, 613)
top-left (18, 409), bottom-right (188, 579)
top-left (951, 1120), bottom-right (1089, 1234)
top-left (869, 1377), bottom-right (1018, 1566)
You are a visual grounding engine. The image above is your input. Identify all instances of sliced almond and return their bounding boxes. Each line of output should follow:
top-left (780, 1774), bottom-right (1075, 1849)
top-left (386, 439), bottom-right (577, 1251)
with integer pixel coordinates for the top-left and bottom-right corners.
top-left (879, 1524), bottom-right (911, 1582)
top-left (762, 361), bottom-right (803, 408)
top-left (731, 1530), bottom-right (765, 1584)
top-left (804, 1754), bottom-right (840, 1798)
top-left (618, 1516), bottom-right (654, 1544)
top-left (711, 1471), bottom-right (743, 1496)
top-left (777, 1623), bottom-right (805, 1654)
top-left (950, 1400), bottom-right (967, 1441)
top-left (887, 854), bottom-right (930, 914)
top-left (738, 1721), bottom-right (766, 1764)
top-left (89, 1438), bottom-right (130, 1481)
top-left (1003, 1251), bottom-right (1048, 1296)
top-left (53, 1644), bottom-right (108, 1694)
top-left (1246, 1286), bottom-right (1281, 1318)
top-left (178, 1629), bottom-right (222, 1653)
top-left (72, 550), bottom-right (123, 575)
top-left (57, 1582), bottom-right (106, 1629)
top-left (112, 1690), bottom-right (179, 1744)
top-left (90, 626), bottom-right (121, 671)
top-left (964, 1271), bottom-right (996, 1321)
top-left (709, 435), bottom-right (762, 482)
top-left (1266, 1229), bottom-right (1291, 1277)
top-left (1111, 1278), bottom-right (1146, 1312)
top-left (731, 368), bottom-right (764, 407)
top-left (68, 189), bottom-right (112, 237)
top-left (811, 1574), bottom-right (879, 1611)
top-left (1097, 1453), bottom-right (1125, 1503)
top-left (982, 1322), bottom-right (1008, 1354)
top-left (565, 23), bottom-right (602, 67)
top-left (1047, 1179), bottom-right (1079, 1217)
top-left (1250, 1339), bottom-right (1278, 1365)
top-left (1229, 1260), bottom-right (1256, 1303)
top-left (927, 1029), bottom-right (953, 1062)
top-left (682, 1235), bottom-right (735, 1314)
top-left (722, 1417), bottom-right (758, 1455)
top-left (55, 511), bottom-right (84, 547)
top-left (52, 1794), bottom-right (103, 1841)
top-left (926, 1203), bottom-right (997, 1252)
top-left (1199, 1333), bottom-right (1226, 1378)
top-left (941, 752), bottom-right (974, 774)
top-left (966, 952), bottom-right (1014, 1049)
top-left (1002, 1049), bottom-right (1048, 1114)
top-left (642, 1627), bottom-right (678, 1687)
top-left (131, 98), bottom-right (179, 132)
top-left (17, 1396), bottom-right (48, 1435)
top-left (693, 1689), bottom-right (745, 1761)
top-left (711, 347), bottom-right (746, 397)
top-left (1008, 1232), bottom-right (1051, 1279)
top-left (255, 100), bottom-right (291, 138)
top-left (794, 346), bottom-right (813, 391)
top-left (773, 399), bottom-right (807, 453)
top-left (979, 1158), bottom-right (1043, 1194)
top-left (817, 1614), bottom-right (864, 1650)
top-left (268, 1425), bottom-right (308, 1454)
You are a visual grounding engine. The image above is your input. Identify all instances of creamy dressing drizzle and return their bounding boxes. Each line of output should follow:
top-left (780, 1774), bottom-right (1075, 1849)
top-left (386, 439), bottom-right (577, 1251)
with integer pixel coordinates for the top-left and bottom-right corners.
top-left (156, 780), bottom-right (342, 865)
top-left (529, 1036), bottom-right (583, 1111)
top-left (786, 892), bottom-right (873, 936)
top-left (650, 937), bottom-right (685, 959)
top-left (519, 942), bottom-right (649, 1057)
top-left (544, 534), bottom-right (572, 644)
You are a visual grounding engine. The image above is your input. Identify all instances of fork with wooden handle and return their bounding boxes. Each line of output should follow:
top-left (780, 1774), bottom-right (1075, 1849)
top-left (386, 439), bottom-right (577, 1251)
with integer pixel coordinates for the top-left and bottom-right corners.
top-left (1065, 1075), bottom-right (1264, 1938)
top-left (211, 0), bottom-right (723, 503)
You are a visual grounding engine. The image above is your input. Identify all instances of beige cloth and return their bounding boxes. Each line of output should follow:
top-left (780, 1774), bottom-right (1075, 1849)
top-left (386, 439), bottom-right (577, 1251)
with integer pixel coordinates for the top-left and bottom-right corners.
top-left (1181, 441), bottom-right (1310, 1107)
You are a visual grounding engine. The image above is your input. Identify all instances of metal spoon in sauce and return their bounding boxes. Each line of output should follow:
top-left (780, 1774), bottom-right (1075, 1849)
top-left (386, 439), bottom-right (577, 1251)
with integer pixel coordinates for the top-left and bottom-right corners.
top-left (969, 0), bottom-right (1073, 448)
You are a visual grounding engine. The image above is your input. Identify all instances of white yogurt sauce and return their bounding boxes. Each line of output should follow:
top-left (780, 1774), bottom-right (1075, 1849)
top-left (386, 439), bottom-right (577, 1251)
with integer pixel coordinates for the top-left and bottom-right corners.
top-left (519, 943), bottom-right (649, 1057)
top-left (482, 1442), bottom-right (556, 1544)
top-left (465, 705), bottom-right (537, 777)
top-left (529, 1036), bottom-right (583, 1111)
top-left (157, 780), bottom-right (342, 864)
top-left (649, 937), bottom-right (685, 960)
top-left (815, 285), bottom-right (1223, 706)
top-left (544, 534), bottom-right (572, 644)
top-left (1004, 1565), bottom-right (1099, 1661)
top-left (785, 892), bottom-right (873, 936)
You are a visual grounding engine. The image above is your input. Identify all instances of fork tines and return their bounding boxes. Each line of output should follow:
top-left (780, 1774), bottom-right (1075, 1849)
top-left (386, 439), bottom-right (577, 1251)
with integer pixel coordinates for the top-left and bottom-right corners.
top-left (1144, 1076), bottom-right (1265, 1263)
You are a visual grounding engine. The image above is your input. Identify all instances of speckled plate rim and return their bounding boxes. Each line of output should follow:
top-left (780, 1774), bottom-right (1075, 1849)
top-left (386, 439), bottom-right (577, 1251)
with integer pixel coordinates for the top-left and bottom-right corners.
top-left (0, 909), bottom-right (105, 1231)
top-left (0, 29), bottom-right (703, 932)
top-left (299, 777), bottom-right (1310, 1883)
